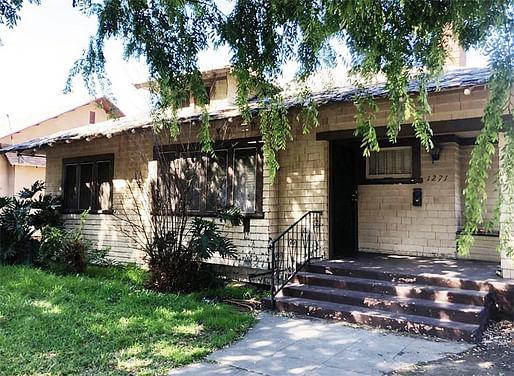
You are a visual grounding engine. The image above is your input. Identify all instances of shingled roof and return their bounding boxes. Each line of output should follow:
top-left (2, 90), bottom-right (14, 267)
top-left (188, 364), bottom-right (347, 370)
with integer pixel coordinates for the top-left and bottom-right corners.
top-left (0, 67), bottom-right (491, 155)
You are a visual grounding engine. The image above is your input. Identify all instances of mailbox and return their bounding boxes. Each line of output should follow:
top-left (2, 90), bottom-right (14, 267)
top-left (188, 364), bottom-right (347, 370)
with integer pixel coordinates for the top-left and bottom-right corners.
top-left (413, 188), bottom-right (422, 207)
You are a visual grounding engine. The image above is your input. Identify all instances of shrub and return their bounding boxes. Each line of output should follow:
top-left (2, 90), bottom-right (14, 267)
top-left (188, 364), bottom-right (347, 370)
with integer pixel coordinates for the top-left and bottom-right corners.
top-left (0, 182), bottom-right (62, 265)
top-left (146, 231), bottom-right (195, 293)
top-left (189, 217), bottom-right (237, 261)
top-left (39, 210), bottom-right (109, 274)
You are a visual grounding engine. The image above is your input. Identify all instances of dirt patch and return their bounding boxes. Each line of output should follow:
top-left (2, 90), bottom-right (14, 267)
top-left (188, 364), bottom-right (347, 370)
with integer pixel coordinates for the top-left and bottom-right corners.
top-left (388, 321), bottom-right (514, 376)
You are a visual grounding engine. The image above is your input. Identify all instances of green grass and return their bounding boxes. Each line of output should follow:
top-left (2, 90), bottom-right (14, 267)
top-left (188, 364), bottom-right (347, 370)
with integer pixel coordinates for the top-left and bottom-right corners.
top-left (0, 265), bottom-right (256, 375)
top-left (83, 263), bottom-right (149, 287)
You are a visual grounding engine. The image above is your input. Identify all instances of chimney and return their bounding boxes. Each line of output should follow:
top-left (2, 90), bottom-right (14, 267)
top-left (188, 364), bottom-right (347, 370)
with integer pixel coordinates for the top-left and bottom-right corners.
top-left (443, 26), bottom-right (466, 68)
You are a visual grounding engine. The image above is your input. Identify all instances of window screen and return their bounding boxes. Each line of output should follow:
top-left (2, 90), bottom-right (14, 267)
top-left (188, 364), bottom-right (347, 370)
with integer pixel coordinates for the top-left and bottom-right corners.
top-left (233, 148), bottom-right (257, 213)
top-left (367, 147), bottom-right (412, 179)
top-left (64, 165), bottom-right (78, 209)
top-left (206, 151), bottom-right (228, 211)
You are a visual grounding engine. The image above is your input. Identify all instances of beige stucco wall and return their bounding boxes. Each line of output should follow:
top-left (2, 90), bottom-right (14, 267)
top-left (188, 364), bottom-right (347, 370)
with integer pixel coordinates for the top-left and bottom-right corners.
top-left (13, 166), bottom-right (46, 196)
top-left (0, 155), bottom-right (14, 197)
top-left (0, 102), bottom-right (111, 145)
top-left (0, 102), bottom-right (112, 197)
top-left (43, 86), bottom-right (506, 275)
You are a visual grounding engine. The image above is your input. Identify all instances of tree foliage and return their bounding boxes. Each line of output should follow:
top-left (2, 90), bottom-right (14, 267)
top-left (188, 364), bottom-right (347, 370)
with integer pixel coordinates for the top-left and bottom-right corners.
top-left (4, 1), bottom-right (514, 255)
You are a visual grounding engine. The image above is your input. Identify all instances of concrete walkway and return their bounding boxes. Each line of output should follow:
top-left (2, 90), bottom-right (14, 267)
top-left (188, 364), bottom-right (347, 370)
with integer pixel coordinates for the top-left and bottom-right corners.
top-left (169, 313), bottom-right (473, 376)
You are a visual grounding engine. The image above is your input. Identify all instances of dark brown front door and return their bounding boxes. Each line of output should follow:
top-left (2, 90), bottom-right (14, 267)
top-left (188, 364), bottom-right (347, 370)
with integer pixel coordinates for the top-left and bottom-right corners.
top-left (330, 141), bottom-right (359, 258)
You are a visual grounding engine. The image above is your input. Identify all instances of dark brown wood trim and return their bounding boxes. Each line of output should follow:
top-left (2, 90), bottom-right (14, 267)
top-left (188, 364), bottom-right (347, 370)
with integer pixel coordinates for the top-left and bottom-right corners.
top-left (432, 134), bottom-right (480, 145)
top-left (255, 143), bottom-right (264, 214)
top-left (62, 153), bottom-right (114, 165)
top-left (328, 141), bottom-right (334, 258)
top-left (316, 117), bottom-right (487, 140)
top-left (154, 136), bottom-right (263, 156)
top-left (456, 229), bottom-right (499, 237)
top-left (317, 115), bottom-right (513, 141)
top-left (61, 209), bottom-right (114, 215)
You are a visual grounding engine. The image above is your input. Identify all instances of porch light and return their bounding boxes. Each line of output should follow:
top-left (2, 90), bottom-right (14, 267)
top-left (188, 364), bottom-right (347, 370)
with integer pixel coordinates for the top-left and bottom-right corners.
top-left (431, 144), bottom-right (441, 163)
top-left (463, 88), bottom-right (472, 96)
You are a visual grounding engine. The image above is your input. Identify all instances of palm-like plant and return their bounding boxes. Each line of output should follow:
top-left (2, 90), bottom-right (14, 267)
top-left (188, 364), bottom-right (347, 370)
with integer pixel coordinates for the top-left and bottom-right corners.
top-left (0, 181), bottom-right (62, 265)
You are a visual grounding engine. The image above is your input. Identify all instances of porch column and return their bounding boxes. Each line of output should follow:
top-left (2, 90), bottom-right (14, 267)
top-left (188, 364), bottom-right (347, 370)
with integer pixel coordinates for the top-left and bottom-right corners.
top-left (499, 133), bottom-right (514, 278)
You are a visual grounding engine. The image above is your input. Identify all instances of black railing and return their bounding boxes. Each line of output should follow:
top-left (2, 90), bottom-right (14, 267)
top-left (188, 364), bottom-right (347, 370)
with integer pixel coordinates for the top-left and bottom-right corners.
top-left (269, 211), bottom-right (323, 308)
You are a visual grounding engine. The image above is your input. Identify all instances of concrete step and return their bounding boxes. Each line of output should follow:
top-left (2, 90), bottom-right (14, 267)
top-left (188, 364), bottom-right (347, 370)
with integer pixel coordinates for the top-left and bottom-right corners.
top-left (294, 272), bottom-right (491, 306)
top-left (263, 296), bottom-right (483, 342)
top-left (303, 262), bottom-right (497, 291)
top-left (282, 283), bottom-right (489, 325)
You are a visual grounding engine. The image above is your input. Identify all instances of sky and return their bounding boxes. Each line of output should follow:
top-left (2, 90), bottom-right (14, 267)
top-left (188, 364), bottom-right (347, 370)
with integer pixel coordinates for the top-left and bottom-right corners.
top-left (0, 1), bottom-right (232, 138)
top-left (0, 2), bottom-right (489, 139)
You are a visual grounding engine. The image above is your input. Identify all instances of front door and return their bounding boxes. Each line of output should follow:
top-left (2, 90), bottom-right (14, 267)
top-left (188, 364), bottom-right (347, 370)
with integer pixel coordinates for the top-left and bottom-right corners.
top-left (330, 141), bottom-right (359, 258)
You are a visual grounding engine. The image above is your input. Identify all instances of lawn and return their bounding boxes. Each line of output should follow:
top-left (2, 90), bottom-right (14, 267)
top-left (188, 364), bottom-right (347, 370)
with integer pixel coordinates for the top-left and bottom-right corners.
top-left (0, 265), bottom-right (256, 375)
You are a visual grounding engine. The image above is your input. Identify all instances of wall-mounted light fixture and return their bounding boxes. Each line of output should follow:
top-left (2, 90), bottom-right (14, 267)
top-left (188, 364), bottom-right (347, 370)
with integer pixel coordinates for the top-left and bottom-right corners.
top-left (431, 144), bottom-right (441, 163)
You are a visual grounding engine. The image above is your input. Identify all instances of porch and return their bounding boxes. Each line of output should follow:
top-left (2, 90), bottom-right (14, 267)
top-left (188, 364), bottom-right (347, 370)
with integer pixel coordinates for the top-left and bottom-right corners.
top-left (265, 253), bottom-right (514, 342)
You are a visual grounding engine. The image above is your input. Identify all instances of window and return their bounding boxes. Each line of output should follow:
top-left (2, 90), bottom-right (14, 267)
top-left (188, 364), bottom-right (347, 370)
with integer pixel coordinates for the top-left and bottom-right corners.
top-left (155, 139), bottom-right (263, 216)
top-left (366, 146), bottom-right (413, 179)
top-left (233, 148), bottom-right (257, 213)
top-left (62, 154), bottom-right (113, 213)
top-left (204, 85), bottom-right (212, 104)
top-left (179, 90), bottom-right (191, 108)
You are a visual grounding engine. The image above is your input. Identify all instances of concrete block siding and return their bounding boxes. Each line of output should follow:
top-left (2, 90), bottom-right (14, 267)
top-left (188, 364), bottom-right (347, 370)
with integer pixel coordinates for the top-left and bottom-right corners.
top-left (44, 86), bottom-right (505, 274)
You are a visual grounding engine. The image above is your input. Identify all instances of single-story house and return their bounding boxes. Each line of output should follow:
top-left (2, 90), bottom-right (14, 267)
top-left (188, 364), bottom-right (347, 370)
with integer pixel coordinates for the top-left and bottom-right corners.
top-left (0, 97), bottom-right (123, 197)
top-left (2, 65), bottom-right (513, 341)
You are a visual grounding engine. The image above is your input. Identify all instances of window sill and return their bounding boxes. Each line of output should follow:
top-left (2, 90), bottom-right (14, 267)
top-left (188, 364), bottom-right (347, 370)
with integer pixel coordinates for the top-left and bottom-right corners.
top-left (456, 230), bottom-right (499, 238)
top-left (152, 211), bottom-right (265, 220)
top-left (361, 177), bottom-right (423, 185)
top-left (61, 210), bottom-right (113, 215)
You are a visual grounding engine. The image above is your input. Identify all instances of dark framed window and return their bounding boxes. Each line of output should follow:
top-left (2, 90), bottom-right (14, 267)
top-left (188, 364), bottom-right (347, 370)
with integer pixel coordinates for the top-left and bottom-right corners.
top-left (366, 146), bottom-right (413, 179)
top-left (62, 154), bottom-right (114, 213)
top-left (155, 138), bottom-right (263, 216)
top-left (359, 139), bottom-right (421, 184)
top-left (179, 90), bottom-right (191, 108)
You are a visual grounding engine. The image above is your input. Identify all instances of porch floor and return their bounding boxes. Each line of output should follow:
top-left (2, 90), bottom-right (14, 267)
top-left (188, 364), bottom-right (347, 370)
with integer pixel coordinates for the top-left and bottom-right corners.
top-left (325, 253), bottom-right (509, 284)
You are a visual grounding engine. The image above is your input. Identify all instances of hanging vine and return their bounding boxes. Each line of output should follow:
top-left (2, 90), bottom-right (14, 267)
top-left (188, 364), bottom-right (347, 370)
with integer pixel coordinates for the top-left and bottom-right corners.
top-left (47, 0), bottom-right (514, 255)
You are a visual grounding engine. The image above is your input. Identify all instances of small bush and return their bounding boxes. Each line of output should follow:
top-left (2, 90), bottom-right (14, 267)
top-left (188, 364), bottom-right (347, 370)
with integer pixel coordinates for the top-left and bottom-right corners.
top-left (146, 231), bottom-right (195, 293)
top-left (39, 210), bottom-right (109, 274)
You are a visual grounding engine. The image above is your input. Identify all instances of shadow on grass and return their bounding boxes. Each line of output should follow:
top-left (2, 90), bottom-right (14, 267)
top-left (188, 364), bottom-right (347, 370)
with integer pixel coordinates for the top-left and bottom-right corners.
top-left (0, 266), bottom-right (255, 376)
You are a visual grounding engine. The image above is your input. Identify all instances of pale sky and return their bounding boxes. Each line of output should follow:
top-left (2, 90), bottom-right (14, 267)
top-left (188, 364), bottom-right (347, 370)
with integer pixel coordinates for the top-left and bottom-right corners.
top-left (0, 2), bottom-right (488, 139)
top-left (0, 1), bottom-right (232, 138)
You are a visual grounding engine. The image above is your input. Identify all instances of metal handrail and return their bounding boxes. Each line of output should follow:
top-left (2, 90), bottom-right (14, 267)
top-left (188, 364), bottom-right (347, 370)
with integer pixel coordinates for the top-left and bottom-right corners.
top-left (269, 210), bottom-right (323, 308)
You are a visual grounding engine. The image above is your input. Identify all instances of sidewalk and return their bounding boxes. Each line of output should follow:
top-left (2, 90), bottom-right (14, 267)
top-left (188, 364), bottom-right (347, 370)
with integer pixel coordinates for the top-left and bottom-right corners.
top-left (169, 312), bottom-right (472, 376)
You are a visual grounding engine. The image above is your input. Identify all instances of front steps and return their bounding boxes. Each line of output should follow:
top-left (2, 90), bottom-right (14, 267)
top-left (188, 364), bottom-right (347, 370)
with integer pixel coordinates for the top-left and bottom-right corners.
top-left (263, 261), bottom-right (494, 342)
